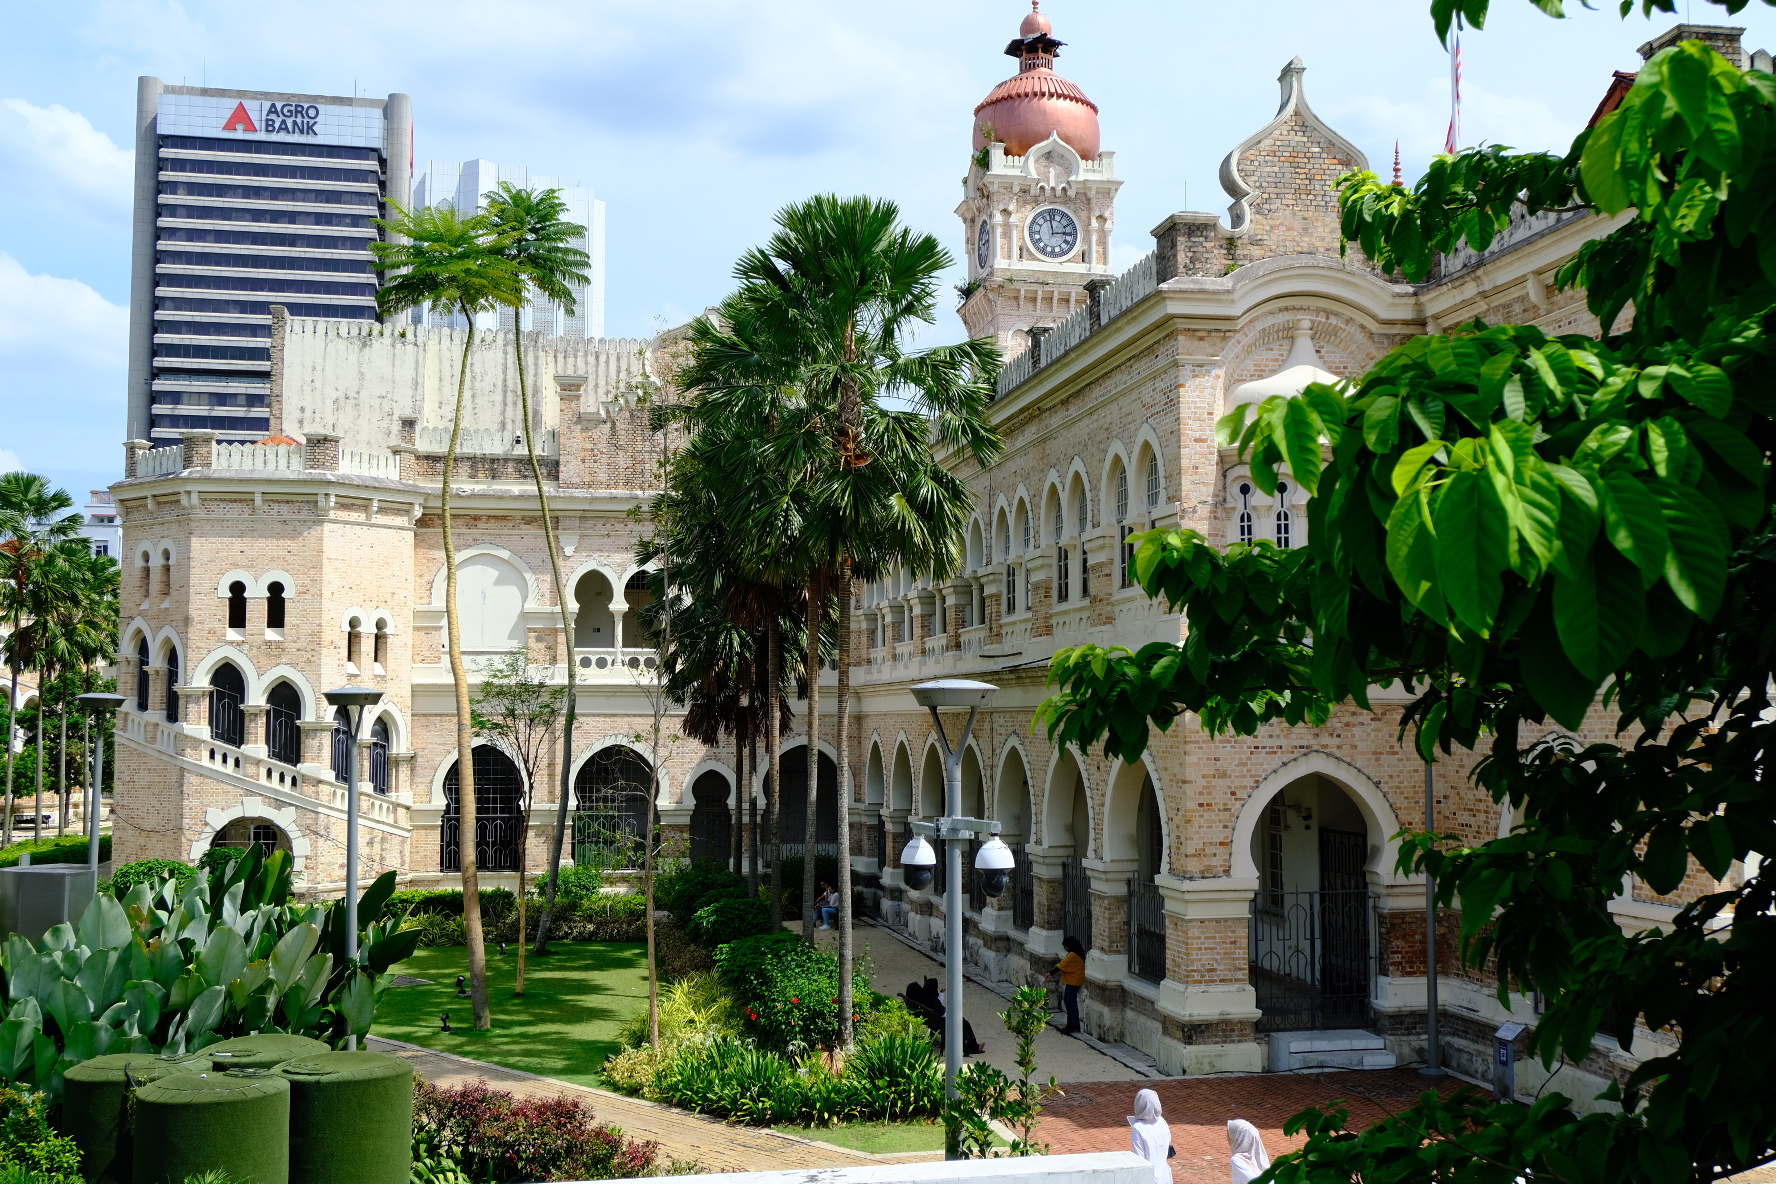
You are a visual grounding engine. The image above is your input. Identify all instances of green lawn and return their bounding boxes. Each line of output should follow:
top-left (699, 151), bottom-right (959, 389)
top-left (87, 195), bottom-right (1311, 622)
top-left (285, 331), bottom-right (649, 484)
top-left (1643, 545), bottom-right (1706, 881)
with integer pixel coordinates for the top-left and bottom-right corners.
top-left (372, 942), bottom-right (648, 1087)
top-left (772, 1120), bottom-right (948, 1154)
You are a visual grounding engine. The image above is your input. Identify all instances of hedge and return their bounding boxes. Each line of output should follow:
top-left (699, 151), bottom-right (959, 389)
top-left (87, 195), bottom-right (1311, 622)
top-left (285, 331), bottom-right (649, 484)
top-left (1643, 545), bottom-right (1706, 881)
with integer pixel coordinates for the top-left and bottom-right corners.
top-left (0, 834), bottom-right (111, 870)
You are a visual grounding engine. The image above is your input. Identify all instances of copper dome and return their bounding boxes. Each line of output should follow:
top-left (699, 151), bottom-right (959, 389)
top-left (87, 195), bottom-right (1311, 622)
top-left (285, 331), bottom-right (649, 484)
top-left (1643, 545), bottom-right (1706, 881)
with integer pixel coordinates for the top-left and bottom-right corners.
top-left (973, 2), bottom-right (1101, 161)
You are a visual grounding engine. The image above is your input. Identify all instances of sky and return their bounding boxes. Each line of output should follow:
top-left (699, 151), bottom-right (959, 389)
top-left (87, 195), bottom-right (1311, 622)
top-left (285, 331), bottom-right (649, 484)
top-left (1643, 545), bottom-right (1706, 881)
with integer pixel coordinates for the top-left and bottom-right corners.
top-left (6, 0), bottom-right (1776, 504)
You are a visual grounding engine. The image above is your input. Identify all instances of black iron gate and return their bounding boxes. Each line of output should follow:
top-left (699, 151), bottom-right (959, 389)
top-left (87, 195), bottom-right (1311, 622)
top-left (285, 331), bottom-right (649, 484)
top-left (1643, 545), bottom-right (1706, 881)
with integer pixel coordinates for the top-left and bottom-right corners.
top-left (1250, 825), bottom-right (1374, 1032)
top-left (442, 746), bottom-right (524, 872)
top-left (1127, 876), bottom-right (1166, 983)
top-left (1062, 858), bottom-right (1093, 951)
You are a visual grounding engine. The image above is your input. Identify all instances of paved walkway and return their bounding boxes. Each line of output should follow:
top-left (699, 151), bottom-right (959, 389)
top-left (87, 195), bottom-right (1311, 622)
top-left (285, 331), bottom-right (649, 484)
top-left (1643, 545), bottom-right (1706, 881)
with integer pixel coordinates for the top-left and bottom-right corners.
top-left (1036, 1069), bottom-right (1465, 1184)
top-left (367, 1036), bottom-right (940, 1171)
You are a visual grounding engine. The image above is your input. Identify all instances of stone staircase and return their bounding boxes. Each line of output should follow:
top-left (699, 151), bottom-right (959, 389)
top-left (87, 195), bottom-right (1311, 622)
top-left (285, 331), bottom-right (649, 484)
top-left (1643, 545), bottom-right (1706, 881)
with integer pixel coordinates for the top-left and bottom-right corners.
top-left (1268, 1029), bottom-right (1398, 1071)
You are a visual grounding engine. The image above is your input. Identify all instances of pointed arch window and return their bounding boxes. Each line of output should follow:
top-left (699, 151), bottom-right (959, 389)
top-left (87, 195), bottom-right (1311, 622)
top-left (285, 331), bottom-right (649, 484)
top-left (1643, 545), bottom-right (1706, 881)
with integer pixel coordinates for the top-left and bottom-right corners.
top-left (227, 581), bottom-right (248, 630)
top-left (1237, 482), bottom-right (1255, 544)
top-left (135, 637), bottom-right (151, 712)
top-left (210, 663), bottom-right (245, 748)
top-left (164, 648), bottom-right (180, 722)
top-left (1114, 464), bottom-right (1129, 523)
top-left (370, 718), bottom-right (391, 795)
top-left (1275, 482), bottom-right (1293, 549)
top-left (1145, 453), bottom-right (1161, 510)
top-left (267, 682), bottom-right (302, 766)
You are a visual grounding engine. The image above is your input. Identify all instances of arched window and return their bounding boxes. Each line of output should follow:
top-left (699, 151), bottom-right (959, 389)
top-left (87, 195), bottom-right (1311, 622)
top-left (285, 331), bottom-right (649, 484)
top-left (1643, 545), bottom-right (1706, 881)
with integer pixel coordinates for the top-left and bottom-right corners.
top-left (1005, 557), bottom-right (1017, 613)
top-left (212, 818), bottom-right (291, 858)
top-left (1075, 485), bottom-right (1088, 535)
top-left (998, 516), bottom-right (1011, 562)
top-left (373, 622), bottom-right (389, 671)
top-left (164, 647), bottom-right (180, 722)
top-left (1051, 493), bottom-right (1064, 541)
top-left (689, 770), bottom-right (732, 863)
top-left (442, 746), bottom-right (524, 872)
top-left (227, 581), bottom-right (248, 630)
top-left (370, 718), bottom-right (390, 795)
top-left (455, 554), bottom-right (527, 650)
top-left (267, 682), bottom-right (302, 766)
top-left (1055, 542), bottom-right (1071, 604)
top-left (1114, 463), bottom-right (1129, 523)
top-left (210, 663), bottom-right (245, 748)
top-left (1145, 452), bottom-right (1162, 509)
top-left (159, 551), bottom-right (173, 598)
top-left (139, 556), bottom-right (152, 602)
top-left (1021, 508), bottom-right (1032, 553)
top-left (345, 618), bottom-right (362, 671)
top-left (330, 706), bottom-right (351, 782)
top-left (780, 744), bottom-right (840, 855)
top-left (266, 582), bottom-right (286, 630)
top-left (1275, 482), bottom-right (1293, 549)
top-left (1237, 482), bottom-right (1255, 544)
top-left (572, 571), bottom-right (614, 648)
top-left (135, 637), bottom-right (151, 711)
top-left (574, 746), bottom-right (653, 869)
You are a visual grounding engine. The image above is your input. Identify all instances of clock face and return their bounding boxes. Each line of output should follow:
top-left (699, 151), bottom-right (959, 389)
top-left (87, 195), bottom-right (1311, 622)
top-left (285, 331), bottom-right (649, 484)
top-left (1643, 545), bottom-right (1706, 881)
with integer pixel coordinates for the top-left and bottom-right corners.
top-left (1028, 207), bottom-right (1080, 260)
top-left (976, 219), bottom-right (992, 270)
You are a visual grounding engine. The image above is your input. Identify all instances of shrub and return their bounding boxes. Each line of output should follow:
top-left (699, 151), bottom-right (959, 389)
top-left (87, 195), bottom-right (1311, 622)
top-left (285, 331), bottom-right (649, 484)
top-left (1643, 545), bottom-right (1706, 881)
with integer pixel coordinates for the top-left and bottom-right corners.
top-left (383, 887), bottom-right (516, 920)
top-left (106, 858), bottom-right (195, 897)
top-left (413, 913), bottom-right (467, 947)
top-left (535, 865), bottom-right (603, 905)
top-left (650, 1037), bottom-right (800, 1126)
top-left (601, 1044), bottom-right (671, 1098)
top-left (0, 1086), bottom-right (81, 1184)
top-left (0, 834), bottom-right (110, 871)
top-left (847, 1031), bottom-right (943, 1122)
top-left (714, 931), bottom-right (869, 1053)
top-left (411, 893), bottom-right (649, 946)
top-left (410, 1130), bottom-right (471, 1184)
top-left (197, 847), bottom-right (245, 875)
top-left (772, 854), bottom-right (837, 919)
top-left (652, 919), bottom-right (716, 982)
top-left (685, 896), bottom-right (771, 949)
top-left (413, 1080), bottom-right (658, 1182)
top-left (614, 971), bottom-right (741, 1052)
top-left (655, 859), bottom-right (747, 926)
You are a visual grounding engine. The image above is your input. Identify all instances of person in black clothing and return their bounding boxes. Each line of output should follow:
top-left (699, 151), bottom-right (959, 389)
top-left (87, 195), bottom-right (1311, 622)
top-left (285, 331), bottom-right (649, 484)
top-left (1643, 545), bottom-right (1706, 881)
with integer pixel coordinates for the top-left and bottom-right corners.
top-left (911, 976), bottom-right (985, 1055)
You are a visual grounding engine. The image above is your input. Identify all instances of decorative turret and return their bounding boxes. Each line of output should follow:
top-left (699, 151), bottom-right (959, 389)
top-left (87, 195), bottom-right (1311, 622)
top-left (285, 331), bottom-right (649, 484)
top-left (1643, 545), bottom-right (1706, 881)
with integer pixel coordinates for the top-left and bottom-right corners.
top-left (972, 2), bottom-right (1102, 160)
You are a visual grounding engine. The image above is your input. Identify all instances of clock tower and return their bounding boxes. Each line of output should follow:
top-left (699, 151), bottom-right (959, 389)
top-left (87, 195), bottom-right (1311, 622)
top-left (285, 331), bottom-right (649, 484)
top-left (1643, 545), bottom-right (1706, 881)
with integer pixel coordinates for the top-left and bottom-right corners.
top-left (957, 2), bottom-right (1122, 355)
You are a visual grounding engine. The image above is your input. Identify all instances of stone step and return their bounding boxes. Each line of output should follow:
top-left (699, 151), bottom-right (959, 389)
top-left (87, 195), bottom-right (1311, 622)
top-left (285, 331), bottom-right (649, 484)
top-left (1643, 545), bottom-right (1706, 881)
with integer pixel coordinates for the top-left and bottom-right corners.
top-left (1269, 1030), bottom-right (1398, 1072)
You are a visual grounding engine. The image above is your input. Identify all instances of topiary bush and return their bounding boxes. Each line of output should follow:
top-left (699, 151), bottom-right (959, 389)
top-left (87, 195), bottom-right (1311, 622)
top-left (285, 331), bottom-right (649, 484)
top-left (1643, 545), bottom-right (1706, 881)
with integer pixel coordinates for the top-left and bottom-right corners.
top-left (713, 931), bottom-right (871, 1053)
top-left (413, 1079), bottom-right (658, 1181)
top-left (107, 857), bottom-right (195, 897)
top-left (685, 896), bottom-right (771, 949)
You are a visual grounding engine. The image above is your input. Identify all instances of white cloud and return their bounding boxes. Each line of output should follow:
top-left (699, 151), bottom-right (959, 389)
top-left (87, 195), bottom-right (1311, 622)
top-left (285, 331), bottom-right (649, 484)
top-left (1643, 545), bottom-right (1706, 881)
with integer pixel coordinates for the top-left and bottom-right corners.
top-left (0, 99), bottom-right (132, 225)
top-left (0, 451), bottom-right (22, 473)
top-left (0, 252), bottom-right (127, 369)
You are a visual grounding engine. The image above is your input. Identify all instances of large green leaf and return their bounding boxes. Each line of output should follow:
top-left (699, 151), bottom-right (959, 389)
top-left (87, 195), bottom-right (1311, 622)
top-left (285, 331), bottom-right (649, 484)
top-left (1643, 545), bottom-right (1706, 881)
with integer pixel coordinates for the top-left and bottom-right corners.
top-left (45, 978), bottom-right (92, 1036)
top-left (1433, 469), bottom-right (1510, 635)
top-left (75, 948), bottom-right (130, 1016)
top-left (267, 923), bottom-right (320, 992)
top-left (1598, 471), bottom-right (1670, 588)
top-left (336, 971), bottom-right (375, 1035)
top-left (183, 985), bottom-right (227, 1040)
top-left (1652, 480), bottom-right (1728, 618)
top-left (1385, 486), bottom-right (1447, 624)
top-left (1553, 551), bottom-right (1644, 682)
top-left (0, 1018), bottom-right (40, 1080)
top-left (76, 895), bottom-right (131, 951)
top-left (197, 926), bottom-right (248, 992)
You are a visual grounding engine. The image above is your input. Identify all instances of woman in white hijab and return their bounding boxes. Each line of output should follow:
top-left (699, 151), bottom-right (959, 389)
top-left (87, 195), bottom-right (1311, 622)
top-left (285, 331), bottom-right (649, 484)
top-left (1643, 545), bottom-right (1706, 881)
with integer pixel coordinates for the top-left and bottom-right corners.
top-left (1127, 1088), bottom-right (1173, 1184)
top-left (1228, 1119), bottom-right (1271, 1184)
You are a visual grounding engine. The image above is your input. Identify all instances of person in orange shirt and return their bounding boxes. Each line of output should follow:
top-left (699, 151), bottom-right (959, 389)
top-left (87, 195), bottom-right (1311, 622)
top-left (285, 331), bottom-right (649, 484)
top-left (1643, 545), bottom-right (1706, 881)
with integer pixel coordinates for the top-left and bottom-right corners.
top-left (1046, 934), bottom-right (1087, 1033)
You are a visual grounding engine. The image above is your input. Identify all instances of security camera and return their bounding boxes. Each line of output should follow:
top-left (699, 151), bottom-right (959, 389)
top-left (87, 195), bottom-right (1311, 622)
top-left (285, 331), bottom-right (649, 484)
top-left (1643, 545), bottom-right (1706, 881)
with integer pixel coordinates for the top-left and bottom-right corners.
top-left (974, 835), bottom-right (1015, 899)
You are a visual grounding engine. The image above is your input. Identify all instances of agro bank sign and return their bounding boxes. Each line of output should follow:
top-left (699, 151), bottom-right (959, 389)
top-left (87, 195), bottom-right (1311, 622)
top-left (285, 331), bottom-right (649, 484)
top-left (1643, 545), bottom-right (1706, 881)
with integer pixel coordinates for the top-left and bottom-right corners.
top-left (158, 92), bottom-right (385, 151)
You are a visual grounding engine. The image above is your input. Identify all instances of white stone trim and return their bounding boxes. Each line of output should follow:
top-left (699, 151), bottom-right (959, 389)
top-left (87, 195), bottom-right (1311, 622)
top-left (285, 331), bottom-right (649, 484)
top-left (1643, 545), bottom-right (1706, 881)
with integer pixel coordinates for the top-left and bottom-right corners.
top-left (190, 794), bottom-right (312, 880)
top-left (1040, 742), bottom-right (1094, 856)
top-left (1229, 749), bottom-right (1405, 882)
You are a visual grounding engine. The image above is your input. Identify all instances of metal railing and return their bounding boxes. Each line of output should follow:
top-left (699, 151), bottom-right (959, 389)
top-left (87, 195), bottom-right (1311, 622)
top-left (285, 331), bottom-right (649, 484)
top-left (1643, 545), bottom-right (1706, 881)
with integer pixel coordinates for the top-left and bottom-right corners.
top-left (1011, 845), bottom-right (1033, 929)
top-left (1250, 888), bottom-right (1375, 1032)
top-left (1062, 858), bottom-right (1093, 951)
top-left (1127, 876), bottom-right (1167, 984)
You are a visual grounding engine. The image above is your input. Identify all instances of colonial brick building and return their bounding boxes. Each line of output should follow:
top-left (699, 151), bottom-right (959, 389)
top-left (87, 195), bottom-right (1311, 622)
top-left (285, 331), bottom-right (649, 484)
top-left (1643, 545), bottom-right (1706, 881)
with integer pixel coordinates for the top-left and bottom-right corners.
top-left (108, 2), bottom-right (1756, 1092)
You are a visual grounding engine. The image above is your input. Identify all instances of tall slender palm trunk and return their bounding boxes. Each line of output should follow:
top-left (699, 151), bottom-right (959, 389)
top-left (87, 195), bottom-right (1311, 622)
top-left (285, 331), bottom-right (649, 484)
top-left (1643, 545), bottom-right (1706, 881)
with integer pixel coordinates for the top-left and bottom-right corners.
top-left (57, 697), bottom-right (68, 836)
top-left (34, 677), bottom-right (46, 843)
top-left (748, 732), bottom-right (760, 894)
top-left (802, 569), bottom-right (825, 939)
top-left (442, 312), bottom-right (491, 1029)
top-left (509, 326), bottom-right (580, 959)
top-left (732, 718), bottom-right (745, 874)
top-left (767, 616), bottom-right (783, 929)
top-left (834, 558), bottom-right (856, 1045)
top-left (3, 662), bottom-right (16, 848)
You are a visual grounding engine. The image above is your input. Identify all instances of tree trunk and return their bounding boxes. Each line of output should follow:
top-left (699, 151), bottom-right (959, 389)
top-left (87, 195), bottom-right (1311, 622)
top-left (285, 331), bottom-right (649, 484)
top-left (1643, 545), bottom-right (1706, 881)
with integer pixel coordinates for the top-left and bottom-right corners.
top-left (733, 711), bottom-right (745, 875)
top-left (443, 310), bottom-right (490, 1030)
top-left (4, 661), bottom-right (17, 848)
top-left (748, 731), bottom-right (759, 895)
top-left (835, 558), bottom-right (856, 1046)
top-left (767, 615), bottom-right (783, 930)
top-left (516, 766), bottom-right (530, 995)
top-left (34, 675), bottom-right (46, 843)
top-left (57, 695), bottom-right (69, 836)
top-left (513, 322), bottom-right (580, 960)
top-left (802, 568), bottom-right (824, 940)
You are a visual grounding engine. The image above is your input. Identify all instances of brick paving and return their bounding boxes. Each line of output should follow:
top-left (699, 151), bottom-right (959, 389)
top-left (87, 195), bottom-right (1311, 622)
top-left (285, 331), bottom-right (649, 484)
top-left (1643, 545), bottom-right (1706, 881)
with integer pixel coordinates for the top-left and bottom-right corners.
top-left (1037, 1069), bottom-right (1468, 1184)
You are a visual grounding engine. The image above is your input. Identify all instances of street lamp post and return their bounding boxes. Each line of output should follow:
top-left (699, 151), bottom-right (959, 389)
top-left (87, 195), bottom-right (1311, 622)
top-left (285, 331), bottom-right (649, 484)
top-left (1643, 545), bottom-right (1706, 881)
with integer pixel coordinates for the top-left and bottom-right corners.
top-left (323, 686), bottom-right (383, 1051)
top-left (900, 678), bottom-right (1005, 1155)
top-left (74, 694), bottom-right (126, 890)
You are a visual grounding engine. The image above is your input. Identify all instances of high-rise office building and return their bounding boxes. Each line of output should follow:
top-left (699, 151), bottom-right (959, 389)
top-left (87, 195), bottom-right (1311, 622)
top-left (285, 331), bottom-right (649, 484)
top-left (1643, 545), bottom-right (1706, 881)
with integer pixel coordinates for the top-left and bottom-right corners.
top-left (411, 160), bottom-right (606, 338)
top-left (127, 81), bottom-right (413, 444)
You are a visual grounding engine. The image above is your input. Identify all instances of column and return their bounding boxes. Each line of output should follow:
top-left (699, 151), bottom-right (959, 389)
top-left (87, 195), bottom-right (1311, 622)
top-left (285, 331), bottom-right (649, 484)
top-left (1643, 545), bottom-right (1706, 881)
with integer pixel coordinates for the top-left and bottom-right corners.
top-left (1022, 844), bottom-right (1069, 960)
top-left (177, 683), bottom-right (211, 732)
top-left (303, 433), bottom-right (341, 472)
top-left (1153, 876), bottom-right (1264, 1075)
top-left (180, 430), bottom-right (217, 470)
top-left (241, 705), bottom-right (269, 757)
top-left (1082, 855), bottom-right (1136, 1040)
top-left (299, 720), bottom-right (337, 780)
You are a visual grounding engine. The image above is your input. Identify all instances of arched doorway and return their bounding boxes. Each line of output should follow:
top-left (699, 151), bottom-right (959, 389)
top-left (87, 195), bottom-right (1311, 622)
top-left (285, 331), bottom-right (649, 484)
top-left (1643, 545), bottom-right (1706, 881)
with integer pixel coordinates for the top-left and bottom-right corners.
top-left (212, 817), bottom-right (291, 858)
top-left (1247, 773), bottom-right (1375, 1031)
top-left (1046, 750), bottom-right (1092, 951)
top-left (574, 746), bottom-right (652, 869)
top-left (778, 744), bottom-right (838, 858)
top-left (689, 770), bottom-right (732, 864)
top-left (442, 746), bottom-right (524, 872)
top-left (266, 681), bottom-right (302, 766)
top-left (369, 718), bottom-right (391, 795)
top-left (997, 748), bottom-right (1033, 927)
top-left (210, 662), bottom-right (245, 748)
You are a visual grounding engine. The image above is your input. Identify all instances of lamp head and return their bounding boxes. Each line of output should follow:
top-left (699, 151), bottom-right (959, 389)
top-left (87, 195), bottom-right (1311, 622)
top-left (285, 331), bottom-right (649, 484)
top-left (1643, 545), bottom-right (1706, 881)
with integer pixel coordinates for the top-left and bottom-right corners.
top-left (323, 687), bottom-right (383, 710)
top-left (974, 835), bottom-right (1014, 897)
top-left (900, 833), bottom-right (937, 891)
top-left (909, 679), bottom-right (997, 710)
top-left (75, 693), bottom-right (128, 714)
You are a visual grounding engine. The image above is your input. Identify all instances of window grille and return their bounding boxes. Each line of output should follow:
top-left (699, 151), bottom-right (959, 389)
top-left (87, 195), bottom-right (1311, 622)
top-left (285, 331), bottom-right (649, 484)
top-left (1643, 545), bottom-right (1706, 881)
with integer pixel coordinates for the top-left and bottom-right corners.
top-left (210, 664), bottom-right (245, 748)
top-left (1000, 520), bottom-right (1011, 561)
top-left (1114, 465), bottom-right (1128, 522)
top-left (1238, 482), bottom-right (1255, 544)
top-left (330, 707), bottom-right (351, 782)
top-left (1021, 512), bottom-right (1032, 552)
top-left (1264, 800), bottom-right (1285, 912)
top-left (370, 718), bottom-right (390, 794)
top-left (575, 746), bottom-right (653, 869)
top-left (1052, 497), bottom-right (1063, 542)
top-left (1062, 858), bottom-right (1093, 951)
top-left (164, 648), bottom-right (180, 722)
top-left (1056, 546), bottom-right (1070, 603)
top-left (442, 746), bottom-right (525, 872)
top-left (1127, 875), bottom-right (1167, 984)
top-left (1075, 487), bottom-right (1088, 534)
top-left (1146, 454), bottom-right (1161, 509)
top-left (267, 682), bottom-right (302, 766)
top-left (135, 638), bottom-right (151, 711)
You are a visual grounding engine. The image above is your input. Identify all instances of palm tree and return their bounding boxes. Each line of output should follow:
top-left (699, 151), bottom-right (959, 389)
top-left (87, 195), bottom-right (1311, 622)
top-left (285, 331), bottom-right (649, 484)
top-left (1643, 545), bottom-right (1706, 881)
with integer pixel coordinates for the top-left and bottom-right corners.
top-left (700, 196), bottom-right (1002, 1040)
top-left (372, 203), bottom-right (523, 1030)
top-left (480, 183), bottom-right (592, 956)
top-left (0, 474), bottom-right (83, 847)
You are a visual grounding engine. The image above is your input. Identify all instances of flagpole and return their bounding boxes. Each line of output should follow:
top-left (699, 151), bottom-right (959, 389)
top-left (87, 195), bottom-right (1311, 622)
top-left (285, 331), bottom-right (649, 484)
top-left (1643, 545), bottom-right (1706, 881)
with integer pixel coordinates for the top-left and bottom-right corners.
top-left (1446, 20), bottom-right (1463, 154)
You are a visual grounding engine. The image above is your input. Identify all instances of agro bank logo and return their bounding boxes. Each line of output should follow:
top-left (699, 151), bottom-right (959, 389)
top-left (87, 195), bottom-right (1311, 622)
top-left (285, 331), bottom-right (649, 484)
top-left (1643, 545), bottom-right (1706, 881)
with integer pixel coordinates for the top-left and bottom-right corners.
top-left (221, 101), bottom-right (321, 136)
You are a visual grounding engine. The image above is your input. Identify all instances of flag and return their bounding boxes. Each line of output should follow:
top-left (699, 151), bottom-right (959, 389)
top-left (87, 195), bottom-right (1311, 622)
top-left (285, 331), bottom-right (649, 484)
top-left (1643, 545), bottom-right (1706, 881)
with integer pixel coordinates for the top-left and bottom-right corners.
top-left (1445, 26), bottom-right (1462, 154)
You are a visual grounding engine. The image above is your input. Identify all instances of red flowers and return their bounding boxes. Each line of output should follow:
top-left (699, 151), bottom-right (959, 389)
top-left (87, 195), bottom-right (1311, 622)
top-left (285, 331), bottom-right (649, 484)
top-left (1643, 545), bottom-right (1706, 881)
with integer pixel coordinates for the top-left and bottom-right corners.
top-left (791, 996), bottom-right (799, 1004)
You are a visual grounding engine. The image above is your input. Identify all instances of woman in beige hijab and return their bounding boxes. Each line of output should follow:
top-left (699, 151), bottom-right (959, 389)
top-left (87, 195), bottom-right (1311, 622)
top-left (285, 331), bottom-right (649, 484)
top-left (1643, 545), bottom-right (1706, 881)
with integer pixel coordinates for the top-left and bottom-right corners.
top-left (1228, 1118), bottom-right (1272, 1184)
